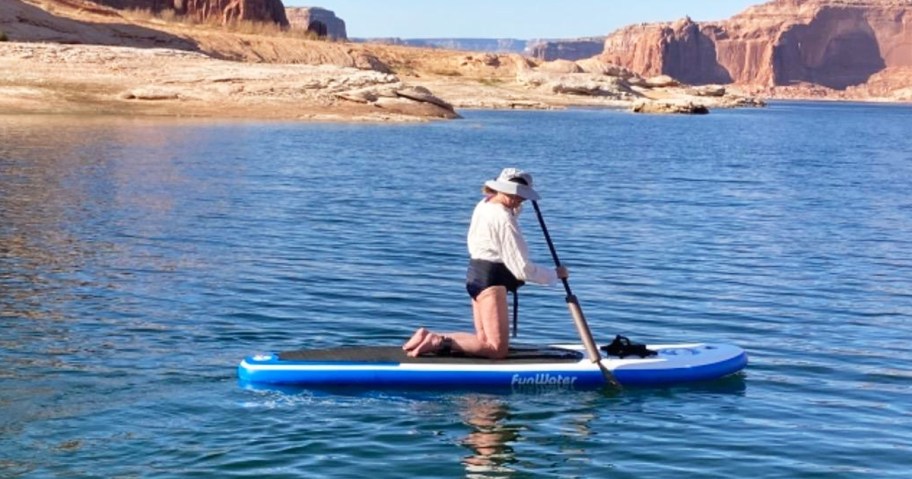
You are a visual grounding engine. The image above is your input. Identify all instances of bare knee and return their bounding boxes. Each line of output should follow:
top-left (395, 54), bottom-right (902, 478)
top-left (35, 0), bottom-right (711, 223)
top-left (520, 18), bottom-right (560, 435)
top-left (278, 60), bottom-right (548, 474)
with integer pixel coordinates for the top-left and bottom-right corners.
top-left (490, 345), bottom-right (509, 360)
top-left (478, 336), bottom-right (509, 359)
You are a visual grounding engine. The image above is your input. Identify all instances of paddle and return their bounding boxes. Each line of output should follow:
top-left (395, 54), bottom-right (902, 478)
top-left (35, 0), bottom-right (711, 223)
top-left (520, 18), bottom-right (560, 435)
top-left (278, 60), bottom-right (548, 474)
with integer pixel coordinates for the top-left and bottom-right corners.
top-left (531, 200), bottom-right (621, 388)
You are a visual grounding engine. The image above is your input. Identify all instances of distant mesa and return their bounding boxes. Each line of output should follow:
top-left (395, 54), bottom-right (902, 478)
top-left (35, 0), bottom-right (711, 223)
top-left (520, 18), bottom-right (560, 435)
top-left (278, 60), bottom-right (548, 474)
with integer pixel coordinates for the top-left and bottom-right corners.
top-left (353, 38), bottom-right (529, 54)
top-left (526, 38), bottom-right (606, 61)
top-left (351, 37), bottom-right (607, 61)
top-left (285, 7), bottom-right (347, 39)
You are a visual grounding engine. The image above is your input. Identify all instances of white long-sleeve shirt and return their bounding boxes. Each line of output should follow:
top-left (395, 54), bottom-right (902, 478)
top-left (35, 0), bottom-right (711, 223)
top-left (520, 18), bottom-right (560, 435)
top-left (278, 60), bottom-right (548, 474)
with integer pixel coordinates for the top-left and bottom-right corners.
top-left (466, 198), bottom-right (558, 286)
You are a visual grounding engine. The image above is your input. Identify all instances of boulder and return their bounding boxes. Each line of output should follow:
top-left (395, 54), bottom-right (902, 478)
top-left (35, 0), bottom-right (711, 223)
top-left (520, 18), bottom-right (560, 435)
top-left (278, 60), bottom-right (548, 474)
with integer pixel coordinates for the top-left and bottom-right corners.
top-left (644, 75), bottom-right (679, 88)
top-left (334, 83), bottom-right (459, 119)
top-left (575, 58), bottom-right (635, 78)
top-left (536, 59), bottom-right (583, 74)
top-left (373, 96), bottom-right (460, 119)
top-left (686, 84), bottom-right (727, 97)
top-left (394, 85), bottom-right (453, 110)
top-left (516, 70), bottom-right (636, 99)
top-left (631, 101), bottom-right (709, 114)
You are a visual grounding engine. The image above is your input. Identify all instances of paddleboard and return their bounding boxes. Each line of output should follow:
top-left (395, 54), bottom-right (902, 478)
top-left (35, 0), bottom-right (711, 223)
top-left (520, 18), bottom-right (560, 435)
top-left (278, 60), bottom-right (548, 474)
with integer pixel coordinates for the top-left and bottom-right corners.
top-left (238, 342), bottom-right (747, 390)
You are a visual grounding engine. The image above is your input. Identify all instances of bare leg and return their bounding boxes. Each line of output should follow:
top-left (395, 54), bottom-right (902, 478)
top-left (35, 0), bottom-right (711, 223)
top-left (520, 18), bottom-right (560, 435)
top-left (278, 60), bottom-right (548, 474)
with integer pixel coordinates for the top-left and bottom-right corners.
top-left (447, 286), bottom-right (510, 359)
top-left (404, 287), bottom-right (510, 359)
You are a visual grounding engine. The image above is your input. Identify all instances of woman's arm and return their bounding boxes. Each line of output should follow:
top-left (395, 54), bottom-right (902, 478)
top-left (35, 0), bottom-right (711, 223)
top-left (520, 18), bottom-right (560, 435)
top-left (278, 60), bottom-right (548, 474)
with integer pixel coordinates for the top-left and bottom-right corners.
top-left (497, 215), bottom-right (558, 285)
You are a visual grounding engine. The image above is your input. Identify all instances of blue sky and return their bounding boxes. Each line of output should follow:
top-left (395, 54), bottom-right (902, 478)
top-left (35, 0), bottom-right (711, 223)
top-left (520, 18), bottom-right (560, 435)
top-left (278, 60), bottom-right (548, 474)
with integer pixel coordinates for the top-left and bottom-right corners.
top-left (285, 1), bottom-right (764, 39)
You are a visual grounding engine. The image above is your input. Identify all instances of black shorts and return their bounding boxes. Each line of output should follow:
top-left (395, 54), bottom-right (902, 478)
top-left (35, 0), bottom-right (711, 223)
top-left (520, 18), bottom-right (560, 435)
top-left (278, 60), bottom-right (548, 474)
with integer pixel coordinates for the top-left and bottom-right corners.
top-left (465, 259), bottom-right (524, 299)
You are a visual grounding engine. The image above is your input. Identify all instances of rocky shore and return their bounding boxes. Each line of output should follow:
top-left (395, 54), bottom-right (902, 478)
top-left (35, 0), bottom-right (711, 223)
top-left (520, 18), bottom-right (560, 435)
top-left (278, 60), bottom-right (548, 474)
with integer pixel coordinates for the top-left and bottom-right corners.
top-left (0, 42), bottom-right (461, 121)
top-left (0, 0), bottom-right (771, 122)
top-left (3, 0), bottom-right (910, 123)
top-left (0, 39), bottom-right (764, 121)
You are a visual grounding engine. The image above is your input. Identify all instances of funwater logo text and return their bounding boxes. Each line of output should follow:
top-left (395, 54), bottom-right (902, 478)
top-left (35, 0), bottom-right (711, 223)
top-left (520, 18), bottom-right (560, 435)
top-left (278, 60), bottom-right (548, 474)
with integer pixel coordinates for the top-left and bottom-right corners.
top-left (510, 373), bottom-right (578, 392)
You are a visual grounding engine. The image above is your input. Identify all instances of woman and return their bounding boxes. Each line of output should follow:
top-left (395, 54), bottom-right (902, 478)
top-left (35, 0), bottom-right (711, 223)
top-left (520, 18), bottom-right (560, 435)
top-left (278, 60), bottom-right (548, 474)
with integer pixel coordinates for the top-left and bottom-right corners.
top-left (403, 168), bottom-right (568, 359)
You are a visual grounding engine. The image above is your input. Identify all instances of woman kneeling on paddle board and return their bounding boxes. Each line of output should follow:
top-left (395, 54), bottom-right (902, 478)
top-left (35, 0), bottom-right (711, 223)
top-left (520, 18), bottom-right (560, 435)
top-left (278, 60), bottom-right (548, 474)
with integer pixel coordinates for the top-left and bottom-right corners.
top-left (403, 168), bottom-right (568, 359)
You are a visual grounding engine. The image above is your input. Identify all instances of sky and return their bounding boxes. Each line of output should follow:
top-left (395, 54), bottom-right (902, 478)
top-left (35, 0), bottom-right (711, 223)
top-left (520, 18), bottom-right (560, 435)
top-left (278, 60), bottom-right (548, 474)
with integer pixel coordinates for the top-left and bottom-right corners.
top-left (284, 1), bottom-right (765, 39)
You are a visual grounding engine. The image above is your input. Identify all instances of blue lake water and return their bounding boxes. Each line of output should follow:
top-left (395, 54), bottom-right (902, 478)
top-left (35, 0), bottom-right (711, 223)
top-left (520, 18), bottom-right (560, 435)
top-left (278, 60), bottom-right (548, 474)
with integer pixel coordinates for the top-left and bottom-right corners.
top-left (1, 103), bottom-right (911, 478)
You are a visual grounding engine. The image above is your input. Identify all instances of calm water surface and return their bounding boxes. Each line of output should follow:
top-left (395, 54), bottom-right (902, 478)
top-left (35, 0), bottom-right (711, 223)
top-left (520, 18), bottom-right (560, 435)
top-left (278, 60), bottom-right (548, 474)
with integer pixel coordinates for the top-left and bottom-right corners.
top-left (1, 103), bottom-right (910, 478)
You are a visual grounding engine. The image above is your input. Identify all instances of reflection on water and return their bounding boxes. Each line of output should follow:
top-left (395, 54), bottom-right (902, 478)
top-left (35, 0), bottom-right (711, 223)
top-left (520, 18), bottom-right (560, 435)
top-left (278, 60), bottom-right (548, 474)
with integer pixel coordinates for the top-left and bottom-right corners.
top-left (459, 396), bottom-right (520, 478)
top-left (1, 116), bottom-right (200, 320)
top-left (456, 392), bottom-right (609, 478)
top-left (0, 116), bottom-right (264, 428)
top-left (1, 117), bottom-right (211, 377)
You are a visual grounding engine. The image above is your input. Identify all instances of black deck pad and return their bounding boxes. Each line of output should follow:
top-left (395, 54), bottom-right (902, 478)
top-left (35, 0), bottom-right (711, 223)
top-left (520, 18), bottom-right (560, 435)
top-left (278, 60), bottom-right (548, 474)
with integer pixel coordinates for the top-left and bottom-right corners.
top-left (277, 345), bottom-right (584, 364)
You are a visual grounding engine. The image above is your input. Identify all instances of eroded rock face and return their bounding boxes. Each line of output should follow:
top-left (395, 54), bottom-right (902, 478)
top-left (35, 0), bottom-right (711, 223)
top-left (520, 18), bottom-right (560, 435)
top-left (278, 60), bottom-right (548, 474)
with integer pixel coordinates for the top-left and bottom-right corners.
top-left (600, 0), bottom-right (912, 91)
top-left (90, 0), bottom-right (289, 26)
top-left (285, 7), bottom-right (347, 39)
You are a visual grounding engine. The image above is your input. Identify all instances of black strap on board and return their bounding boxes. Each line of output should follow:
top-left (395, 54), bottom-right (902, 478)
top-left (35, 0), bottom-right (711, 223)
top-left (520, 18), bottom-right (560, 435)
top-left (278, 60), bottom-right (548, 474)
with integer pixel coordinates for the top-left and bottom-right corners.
top-left (601, 335), bottom-right (658, 358)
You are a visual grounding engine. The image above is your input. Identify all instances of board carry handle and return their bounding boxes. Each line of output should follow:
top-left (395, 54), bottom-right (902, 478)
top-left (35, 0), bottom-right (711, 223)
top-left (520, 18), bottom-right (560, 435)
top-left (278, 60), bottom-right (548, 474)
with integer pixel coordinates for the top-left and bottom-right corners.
top-left (531, 200), bottom-right (620, 388)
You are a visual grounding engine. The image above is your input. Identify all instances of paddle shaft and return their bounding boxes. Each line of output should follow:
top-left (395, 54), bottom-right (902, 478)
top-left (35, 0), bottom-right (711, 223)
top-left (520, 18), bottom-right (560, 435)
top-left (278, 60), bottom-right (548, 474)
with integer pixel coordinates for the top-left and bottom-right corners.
top-left (531, 201), bottom-right (619, 387)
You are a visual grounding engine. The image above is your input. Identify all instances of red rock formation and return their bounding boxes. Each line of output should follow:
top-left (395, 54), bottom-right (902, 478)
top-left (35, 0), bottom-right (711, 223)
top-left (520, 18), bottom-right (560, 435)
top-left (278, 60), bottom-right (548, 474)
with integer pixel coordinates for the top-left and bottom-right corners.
top-left (90, 0), bottom-right (288, 26)
top-left (601, 0), bottom-right (912, 94)
top-left (285, 7), bottom-right (346, 39)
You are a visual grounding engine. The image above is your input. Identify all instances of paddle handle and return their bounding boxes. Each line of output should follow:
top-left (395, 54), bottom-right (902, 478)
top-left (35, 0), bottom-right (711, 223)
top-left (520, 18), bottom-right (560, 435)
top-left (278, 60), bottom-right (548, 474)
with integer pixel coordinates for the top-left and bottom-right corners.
top-left (569, 299), bottom-right (619, 389)
top-left (566, 296), bottom-right (601, 364)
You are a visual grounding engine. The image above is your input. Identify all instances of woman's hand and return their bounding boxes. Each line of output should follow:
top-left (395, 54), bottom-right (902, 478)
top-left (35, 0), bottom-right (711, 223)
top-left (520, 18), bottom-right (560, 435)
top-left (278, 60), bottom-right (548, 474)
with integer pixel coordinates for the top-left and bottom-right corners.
top-left (556, 265), bottom-right (569, 279)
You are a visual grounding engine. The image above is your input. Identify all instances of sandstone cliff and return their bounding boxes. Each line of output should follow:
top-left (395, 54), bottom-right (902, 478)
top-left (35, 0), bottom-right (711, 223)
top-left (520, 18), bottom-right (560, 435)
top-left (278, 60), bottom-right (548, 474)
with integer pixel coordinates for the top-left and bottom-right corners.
top-left (91, 0), bottom-right (289, 26)
top-left (285, 7), bottom-right (346, 39)
top-left (600, 0), bottom-right (912, 99)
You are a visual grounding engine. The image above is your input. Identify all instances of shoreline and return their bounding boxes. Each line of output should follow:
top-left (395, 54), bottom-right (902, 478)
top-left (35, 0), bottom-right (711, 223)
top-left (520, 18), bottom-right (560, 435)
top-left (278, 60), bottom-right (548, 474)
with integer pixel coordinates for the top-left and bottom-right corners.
top-left (5, 99), bottom-right (910, 130)
top-left (0, 41), bottom-right (760, 122)
top-left (3, 0), bottom-right (910, 123)
top-left (2, 40), bottom-right (907, 124)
